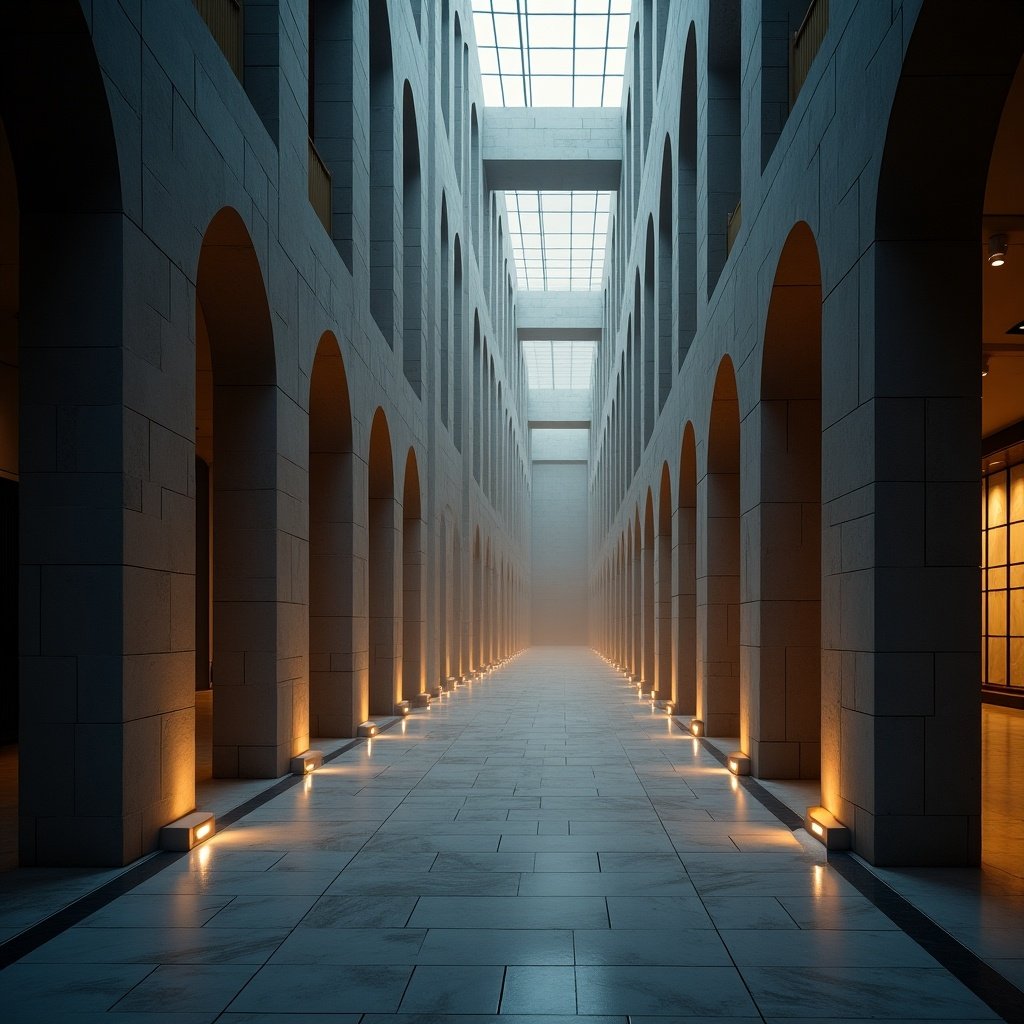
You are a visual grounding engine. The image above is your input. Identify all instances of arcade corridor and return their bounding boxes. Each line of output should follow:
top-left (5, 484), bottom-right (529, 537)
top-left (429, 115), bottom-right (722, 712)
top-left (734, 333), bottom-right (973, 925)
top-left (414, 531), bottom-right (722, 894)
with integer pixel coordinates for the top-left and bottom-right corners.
top-left (0, 649), bottom-right (1017, 1021)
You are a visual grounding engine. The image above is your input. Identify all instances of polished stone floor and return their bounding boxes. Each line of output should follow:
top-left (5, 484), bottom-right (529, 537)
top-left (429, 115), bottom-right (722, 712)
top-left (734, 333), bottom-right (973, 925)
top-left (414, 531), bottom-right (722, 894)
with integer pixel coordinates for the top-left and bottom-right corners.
top-left (0, 649), bottom-right (1012, 1021)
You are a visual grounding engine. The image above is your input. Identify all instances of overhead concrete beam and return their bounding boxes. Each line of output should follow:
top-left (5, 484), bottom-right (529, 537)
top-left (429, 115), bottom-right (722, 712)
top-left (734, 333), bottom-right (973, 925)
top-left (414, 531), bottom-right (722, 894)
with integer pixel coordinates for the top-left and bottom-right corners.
top-left (518, 292), bottom-right (603, 341)
top-left (484, 108), bottom-right (622, 191)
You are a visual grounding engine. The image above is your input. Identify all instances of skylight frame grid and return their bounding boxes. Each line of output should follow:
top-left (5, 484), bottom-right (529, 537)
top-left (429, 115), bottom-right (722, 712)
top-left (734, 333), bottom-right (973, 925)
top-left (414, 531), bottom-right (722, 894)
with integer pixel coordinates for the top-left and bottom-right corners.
top-left (522, 339), bottom-right (599, 390)
top-left (473, 0), bottom-right (632, 109)
top-left (506, 189), bottom-right (610, 292)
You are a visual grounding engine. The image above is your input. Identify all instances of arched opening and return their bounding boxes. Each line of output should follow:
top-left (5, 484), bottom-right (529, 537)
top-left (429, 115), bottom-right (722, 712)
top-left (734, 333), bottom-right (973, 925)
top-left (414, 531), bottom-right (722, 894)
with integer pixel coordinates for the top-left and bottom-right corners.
top-left (439, 517), bottom-right (450, 684)
top-left (402, 84), bottom-right (422, 393)
top-left (707, 0), bottom-right (741, 297)
top-left (747, 222), bottom-right (821, 779)
top-left (676, 423), bottom-right (697, 715)
top-left (196, 209), bottom-right (285, 780)
top-left (632, 287), bottom-right (642, 472)
top-left (471, 106), bottom-right (481, 255)
top-left (440, 197), bottom-right (450, 428)
top-left (369, 2), bottom-right (395, 344)
top-left (484, 540), bottom-right (494, 665)
top-left (453, 236), bottom-right (464, 451)
top-left (701, 358), bottom-right (741, 737)
top-left (368, 409), bottom-right (399, 715)
top-left (643, 219), bottom-right (656, 442)
top-left (656, 0), bottom-right (669, 83)
top-left (625, 524), bottom-right (634, 674)
top-left (658, 138), bottom-right (673, 409)
top-left (632, 28), bottom-right (641, 217)
top-left (642, 490), bottom-right (656, 690)
top-left (441, 0), bottom-right (450, 135)
top-left (309, 0), bottom-right (354, 269)
top-left (642, 0), bottom-right (653, 151)
top-left (656, 463), bottom-right (673, 699)
top-left (309, 333), bottom-right (359, 736)
top-left (625, 97), bottom-right (633, 231)
top-left (678, 24), bottom-right (698, 365)
top-left (633, 510), bottom-right (642, 677)
top-left (472, 529), bottom-right (483, 669)
top-left (402, 449), bottom-right (423, 702)
top-left (473, 314), bottom-right (482, 482)
top-left (865, 5), bottom-right (1024, 866)
top-left (452, 524), bottom-right (464, 676)
top-left (454, 15), bottom-right (464, 188)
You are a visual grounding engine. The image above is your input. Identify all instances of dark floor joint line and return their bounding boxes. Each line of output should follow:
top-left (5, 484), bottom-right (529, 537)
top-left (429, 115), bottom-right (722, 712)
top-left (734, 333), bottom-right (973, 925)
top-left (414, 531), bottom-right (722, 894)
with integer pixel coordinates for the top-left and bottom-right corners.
top-left (0, 719), bottom-right (402, 970)
top-left (828, 852), bottom-right (1024, 1024)
top-left (669, 719), bottom-right (804, 830)
top-left (668, 713), bottom-right (1023, 1024)
top-left (0, 851), bottom-right (184, 970)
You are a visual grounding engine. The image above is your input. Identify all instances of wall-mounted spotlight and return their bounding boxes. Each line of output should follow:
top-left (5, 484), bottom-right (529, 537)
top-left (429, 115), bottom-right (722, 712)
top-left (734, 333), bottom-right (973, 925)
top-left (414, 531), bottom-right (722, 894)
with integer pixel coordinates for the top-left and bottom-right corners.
top-left (988, 233), bottom-right (1008, 267)
top-left (1006, 319), bottom-right (1024, 336)
top-left (982, 355), bottom-right (990, 378)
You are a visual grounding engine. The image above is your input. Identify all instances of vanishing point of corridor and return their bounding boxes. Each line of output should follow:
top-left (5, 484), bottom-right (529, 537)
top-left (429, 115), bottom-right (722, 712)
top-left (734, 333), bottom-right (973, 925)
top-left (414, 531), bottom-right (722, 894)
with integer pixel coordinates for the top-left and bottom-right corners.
top-left (0, 650), bottom-right (1000, 1021)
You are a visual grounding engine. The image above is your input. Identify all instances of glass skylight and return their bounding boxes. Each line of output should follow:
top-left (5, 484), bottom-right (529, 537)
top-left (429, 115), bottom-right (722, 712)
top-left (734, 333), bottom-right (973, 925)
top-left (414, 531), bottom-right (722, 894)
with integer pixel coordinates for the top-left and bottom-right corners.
top-left (522, 340), bottom-right (598, 389)
top-left (506, 190), bottom-right (611, 291)
top-left (473, 0), bottom-right (632, 108)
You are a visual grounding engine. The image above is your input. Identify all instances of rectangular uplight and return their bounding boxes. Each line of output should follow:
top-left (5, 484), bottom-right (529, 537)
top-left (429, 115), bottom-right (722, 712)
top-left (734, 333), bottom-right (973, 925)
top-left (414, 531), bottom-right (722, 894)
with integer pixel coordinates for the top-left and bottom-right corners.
top-left (160, 811), bottom-right (215, 852)
top-left (290, 749), bottom-right (324, 775)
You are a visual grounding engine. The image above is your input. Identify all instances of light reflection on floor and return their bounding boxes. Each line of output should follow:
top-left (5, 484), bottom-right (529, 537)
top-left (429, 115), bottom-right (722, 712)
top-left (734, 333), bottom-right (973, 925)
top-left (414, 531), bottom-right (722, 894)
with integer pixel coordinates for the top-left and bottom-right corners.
top-left (982, 703), bottom-right (1024, 879)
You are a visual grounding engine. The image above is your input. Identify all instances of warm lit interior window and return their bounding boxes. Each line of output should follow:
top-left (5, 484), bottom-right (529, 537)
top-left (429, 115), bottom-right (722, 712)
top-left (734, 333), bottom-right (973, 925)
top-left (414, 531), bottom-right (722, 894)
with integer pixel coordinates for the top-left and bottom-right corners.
top-left (982, 449), bottom-right (1024, 690)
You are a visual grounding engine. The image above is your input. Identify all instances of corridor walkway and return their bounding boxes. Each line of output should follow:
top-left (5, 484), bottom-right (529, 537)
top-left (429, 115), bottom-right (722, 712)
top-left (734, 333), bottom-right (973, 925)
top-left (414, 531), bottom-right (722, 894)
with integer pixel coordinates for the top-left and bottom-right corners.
top-left (0, 649), bottom-right (1006, 1021)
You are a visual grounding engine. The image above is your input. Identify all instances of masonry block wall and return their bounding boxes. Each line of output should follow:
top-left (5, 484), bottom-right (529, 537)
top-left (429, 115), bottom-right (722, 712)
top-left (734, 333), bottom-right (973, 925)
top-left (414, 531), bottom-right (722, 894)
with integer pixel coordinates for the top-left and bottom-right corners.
top-left (589, 0), bottom-right (1024, 866)
top-left (2, 0), bottom-right (529, 866)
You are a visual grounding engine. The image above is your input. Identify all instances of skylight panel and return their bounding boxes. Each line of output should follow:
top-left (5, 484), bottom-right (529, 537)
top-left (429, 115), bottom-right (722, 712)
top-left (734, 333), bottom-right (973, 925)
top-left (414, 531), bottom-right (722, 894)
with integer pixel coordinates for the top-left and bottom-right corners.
top-left (522, 340), bottom-right (598, 389)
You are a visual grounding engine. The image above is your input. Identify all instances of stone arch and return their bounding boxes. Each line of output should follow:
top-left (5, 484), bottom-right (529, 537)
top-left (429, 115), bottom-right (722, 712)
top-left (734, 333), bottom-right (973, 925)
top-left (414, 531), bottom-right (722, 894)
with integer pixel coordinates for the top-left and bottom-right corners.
top-left (863, 3), bottom-right (1024, 866)
top-left (701, 357), bottom-right (741, 736)
top-left (441, 0), bottom-right (450, 134)
top-left (471, 105), bottom-right (481, 255)
top-left (309, 0), bottom-right (354, 269)
top-left (642, 488), bottom-right (656, 690)
top-left (195, 208), bottom-right (285, 782)
top-left (440, 195), bottom-right (450, 428)
top-left (644, 218), bottom-right (656, 442)
top-left (472, 527), bottom-right (483, 669)
top-left (402, 83), bottom-right (423, 393)
top-left (658, 137), bottom-right (673, 408)
top-left (677, 24), bottom-right (698, 366)
top-left (402, 448), bottom-right (424, 703)
top-left (747, 222), bottom-right (821, 779)
top-left (368, 408), bottom-right (399, 715)
top-left (676, 422), bottom-right (698, 715)
top-left (642, 0), bottom-right (653, 151)
top-left (453, 235), bottom-right (464, 450)
top-left (707, 0), bottom-right (741, 297)
top-left (656, 462), bottom-right (673, 699)
top-left (309, 332), bottom-right (360, 736)
top-left (369, 1), bottom-right (395, 343)
top-left (2, 2), bottom-right (126, 864)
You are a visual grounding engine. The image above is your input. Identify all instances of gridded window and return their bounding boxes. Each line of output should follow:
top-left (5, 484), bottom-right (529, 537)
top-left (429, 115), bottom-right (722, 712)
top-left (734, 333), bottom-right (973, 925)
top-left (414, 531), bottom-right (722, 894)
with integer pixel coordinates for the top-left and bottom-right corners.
top-left (982, 453), bottom-right (1024, 690)
top-left (522, 340), bottom-right (597, 388)
top-left (506, 191), bottom-right (610, 290)
top-left (473, 0), bottom-right (632, 108)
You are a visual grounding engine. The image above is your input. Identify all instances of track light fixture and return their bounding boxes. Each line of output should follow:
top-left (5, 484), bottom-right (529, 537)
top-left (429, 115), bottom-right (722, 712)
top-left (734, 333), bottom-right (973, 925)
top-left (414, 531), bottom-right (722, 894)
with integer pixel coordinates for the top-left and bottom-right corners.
top-left (988, 233), bottom-right (1008, 267)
